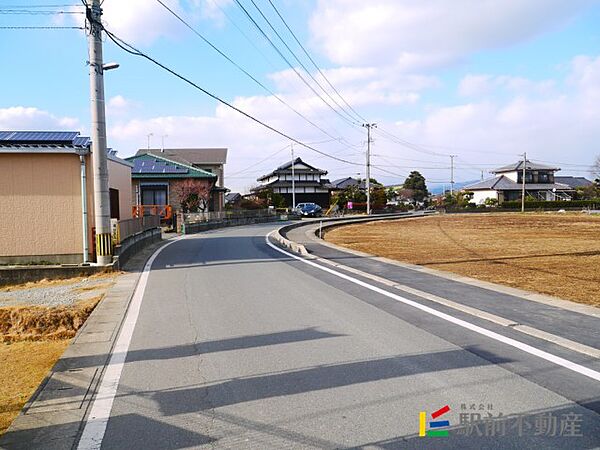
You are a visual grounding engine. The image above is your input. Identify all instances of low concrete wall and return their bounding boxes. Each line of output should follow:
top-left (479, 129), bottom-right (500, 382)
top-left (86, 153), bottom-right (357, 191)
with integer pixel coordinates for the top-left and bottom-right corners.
top-left (182, 214), bottom-right (290, 234)
top-left (0, 253), bottom-right (84, 265)
top-left (113, 228), bottom-right (162, 269)
top-left (0, 264), bottom-right (114, 288)
top-left (0, 228), bottom-right (161, 286)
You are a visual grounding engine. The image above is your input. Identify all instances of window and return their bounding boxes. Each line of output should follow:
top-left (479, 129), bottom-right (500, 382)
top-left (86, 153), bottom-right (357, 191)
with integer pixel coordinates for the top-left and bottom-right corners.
top-left (141, 187), bottom-right (168, 205)
top-left (109, 188), bottom-right (120, 220)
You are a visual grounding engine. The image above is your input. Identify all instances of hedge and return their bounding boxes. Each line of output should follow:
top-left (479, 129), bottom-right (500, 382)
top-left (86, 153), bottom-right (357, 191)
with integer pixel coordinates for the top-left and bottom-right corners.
top-left (502, 200), bottom-right (600, 209)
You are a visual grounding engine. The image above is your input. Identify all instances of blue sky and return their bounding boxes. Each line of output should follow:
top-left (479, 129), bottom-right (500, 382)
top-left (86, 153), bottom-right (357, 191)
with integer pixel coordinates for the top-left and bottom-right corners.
top-left (1, 0), bottom-right (600, 191)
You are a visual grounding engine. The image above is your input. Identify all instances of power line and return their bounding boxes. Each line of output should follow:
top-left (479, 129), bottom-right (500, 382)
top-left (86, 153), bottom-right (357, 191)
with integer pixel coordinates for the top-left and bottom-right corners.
top-left (246, 0), bottom-right (360, 126)
top-left (103, 28), bottom-right (363, 168)
top-left (153, 0), bottom-right (354, 147)
top-left (0, 9), bottom-right (83, 14)
top-left (227, 144), bottom-right (290, 177)
top-left (0, 4), bottom-right (81, 7)
top-left (231, 0), bottom-right (360, 129)
top-left (265, 0), bottom-right (366, 124)
top-left (0, 25), bottom-right (83, 29)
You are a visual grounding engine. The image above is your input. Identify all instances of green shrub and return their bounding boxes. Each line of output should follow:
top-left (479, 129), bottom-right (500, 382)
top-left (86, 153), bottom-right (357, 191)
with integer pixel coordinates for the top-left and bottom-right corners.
top-left (502, 199), bottom-right (600, 209)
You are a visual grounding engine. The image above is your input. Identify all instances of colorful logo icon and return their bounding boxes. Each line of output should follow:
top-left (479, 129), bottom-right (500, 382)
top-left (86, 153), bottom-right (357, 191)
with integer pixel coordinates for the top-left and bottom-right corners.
top-left (419, 405), bottom-right (451, 437)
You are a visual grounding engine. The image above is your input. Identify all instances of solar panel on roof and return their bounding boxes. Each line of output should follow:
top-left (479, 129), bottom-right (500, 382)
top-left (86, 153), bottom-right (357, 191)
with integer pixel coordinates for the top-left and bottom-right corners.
top-left (0, 131), bottom-right (79, 143)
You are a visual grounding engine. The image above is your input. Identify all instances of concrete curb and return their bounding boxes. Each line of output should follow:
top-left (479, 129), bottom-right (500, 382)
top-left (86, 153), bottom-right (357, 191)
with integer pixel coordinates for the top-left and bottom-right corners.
top-left (271, 218), bottom-right (600, 359)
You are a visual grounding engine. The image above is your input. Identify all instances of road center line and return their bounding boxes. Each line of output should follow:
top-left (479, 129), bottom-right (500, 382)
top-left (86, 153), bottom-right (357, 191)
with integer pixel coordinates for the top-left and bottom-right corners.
top-left (77, 237), bottom-right (184, 450)
top-left (266, 231), bottom-right (600, 382)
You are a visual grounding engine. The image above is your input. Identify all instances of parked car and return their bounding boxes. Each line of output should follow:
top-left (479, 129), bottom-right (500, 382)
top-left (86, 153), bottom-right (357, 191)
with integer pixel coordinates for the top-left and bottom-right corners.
top-left (295, 202), bottom-right (323, 217)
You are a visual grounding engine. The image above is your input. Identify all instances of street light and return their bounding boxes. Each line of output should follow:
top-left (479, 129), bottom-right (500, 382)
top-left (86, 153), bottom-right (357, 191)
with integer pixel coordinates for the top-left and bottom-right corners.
top-left (102, 62), bottom-right (120, 71)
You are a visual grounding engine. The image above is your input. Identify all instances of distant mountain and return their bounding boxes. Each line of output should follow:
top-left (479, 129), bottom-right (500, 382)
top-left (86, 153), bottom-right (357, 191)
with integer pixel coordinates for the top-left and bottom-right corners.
top-left (428, 180), bottom-right (479, 195)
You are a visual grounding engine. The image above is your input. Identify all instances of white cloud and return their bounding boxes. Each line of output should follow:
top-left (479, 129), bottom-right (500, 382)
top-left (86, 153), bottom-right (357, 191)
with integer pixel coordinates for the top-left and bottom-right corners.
top-left (191, 0), bottom-right (233, 26)
top-left (100, 0), bottom-right (184, 45)
top-left (458, 74), bottom-right (556, 97)
top-left (310, 0), bottom-right (593, 69)
top-left (107, 95), bottom-right (130, 110)
top-left (0, 107), bottom-right (80, 131)
top-left (375, 55), bottom-right (600, 184)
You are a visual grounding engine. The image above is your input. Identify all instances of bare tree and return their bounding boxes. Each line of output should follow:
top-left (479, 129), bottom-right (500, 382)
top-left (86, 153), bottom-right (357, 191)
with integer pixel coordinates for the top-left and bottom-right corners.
top-left (172, 179), bottom-right (212, 213)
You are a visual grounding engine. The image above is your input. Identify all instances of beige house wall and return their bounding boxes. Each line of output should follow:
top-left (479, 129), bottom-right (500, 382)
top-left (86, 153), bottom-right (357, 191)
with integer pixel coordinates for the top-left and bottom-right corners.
top-left (0, 152), bottom-right (133, 263)
top-left (108, 159), bottom-right (133, 220)
top-left (0, 153), bottom-right (85, 262)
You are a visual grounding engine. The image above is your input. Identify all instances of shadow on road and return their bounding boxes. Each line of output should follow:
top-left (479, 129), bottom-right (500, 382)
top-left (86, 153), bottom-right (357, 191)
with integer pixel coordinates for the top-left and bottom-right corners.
top-left (153, 348), bottom-right (512, 415)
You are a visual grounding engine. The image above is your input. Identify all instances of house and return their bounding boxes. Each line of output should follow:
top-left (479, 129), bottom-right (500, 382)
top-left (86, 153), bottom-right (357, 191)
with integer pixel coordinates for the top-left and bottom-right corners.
top-left (225, 192), bottom-right (243, 208)
top-left (329, 177), bottom-right (366, 193)
top-left (126, 152), bottom-right (218, 218)
top-left (0, 131), bottom-right (132, 264)
top-left (134, 148), bottom-right (228, 211)
top-left (464, 160), bottom-right (578, 205)
top-left (255, 157), bottom-right (331, 207)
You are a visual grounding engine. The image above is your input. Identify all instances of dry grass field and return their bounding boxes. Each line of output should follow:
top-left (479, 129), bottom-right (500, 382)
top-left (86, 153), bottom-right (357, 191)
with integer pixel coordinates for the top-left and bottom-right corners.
top-left (326, 213), bottom-right (600, 307)
top-left (0, 275), bottom-right (116, 435)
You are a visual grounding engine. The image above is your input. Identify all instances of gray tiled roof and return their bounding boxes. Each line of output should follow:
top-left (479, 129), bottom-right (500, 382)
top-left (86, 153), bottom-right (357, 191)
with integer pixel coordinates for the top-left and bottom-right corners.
top-left (257, 157), bottom-right (327, 181)
top-left (492, 160), bottom-right (559, 173)
top-left (465, 175), bottom-right (574, 191)
top-left (554, 176), bottom-right (594, 188)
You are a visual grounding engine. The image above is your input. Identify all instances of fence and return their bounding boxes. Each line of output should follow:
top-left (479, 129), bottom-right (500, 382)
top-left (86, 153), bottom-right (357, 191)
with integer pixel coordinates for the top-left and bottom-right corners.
top-left (183, 208), bottom-right (277, 224)
top-left (113, 215), bottom-right (161, 244)
top-left (132, 205), bottom-right (173, 220)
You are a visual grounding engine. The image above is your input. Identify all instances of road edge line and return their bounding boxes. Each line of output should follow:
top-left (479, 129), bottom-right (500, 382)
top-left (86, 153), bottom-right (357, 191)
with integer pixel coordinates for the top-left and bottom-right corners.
top-left (266, 231), bottom-right (600, 382)
top-left (76, 236), bottom-right (184, 450)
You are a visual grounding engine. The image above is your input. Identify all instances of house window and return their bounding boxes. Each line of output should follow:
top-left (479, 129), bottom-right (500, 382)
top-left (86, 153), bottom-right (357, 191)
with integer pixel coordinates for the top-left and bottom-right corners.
top-left (141, 186), bottom-right (168, 205)
top-left (109, 188), bottom-right (120, 220)
top-left (518, 172), bottom-right (534, 183)
top-left (539, 172), bottom-right (549, 183)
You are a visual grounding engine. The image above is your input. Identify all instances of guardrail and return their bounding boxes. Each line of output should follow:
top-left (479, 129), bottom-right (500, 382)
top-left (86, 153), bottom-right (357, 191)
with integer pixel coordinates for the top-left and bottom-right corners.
top-left (113, 215), bottom-right (160, 244)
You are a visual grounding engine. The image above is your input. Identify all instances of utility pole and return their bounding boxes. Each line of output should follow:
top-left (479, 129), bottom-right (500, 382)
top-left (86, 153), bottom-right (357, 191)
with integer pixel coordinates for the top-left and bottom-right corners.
top-left (147, 133), bottom-right (153, 150)
top-left (87, 0), bottom-right (112, 265)
top-left (450, 155), bottom-right (456, 196)
top-left (521, 152), bottom-right (527, 213)
top-left (291, 143), bottom-right (296, 209)
top-left (481, 170), bottom-right (484, 181)
top-left (362, 123), bottom-right (376, 215)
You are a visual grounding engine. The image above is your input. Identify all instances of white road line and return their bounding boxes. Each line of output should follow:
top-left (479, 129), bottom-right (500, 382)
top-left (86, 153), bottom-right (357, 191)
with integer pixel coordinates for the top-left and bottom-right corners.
top-left (77, 237), bottom-right (184, 450)
top-left (266, 232), bottom-right (600, 382)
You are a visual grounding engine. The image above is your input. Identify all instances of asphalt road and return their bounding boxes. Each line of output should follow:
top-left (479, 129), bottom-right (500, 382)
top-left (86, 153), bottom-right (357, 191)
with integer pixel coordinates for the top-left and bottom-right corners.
top-left (93, 223), bottom-right (599, 449)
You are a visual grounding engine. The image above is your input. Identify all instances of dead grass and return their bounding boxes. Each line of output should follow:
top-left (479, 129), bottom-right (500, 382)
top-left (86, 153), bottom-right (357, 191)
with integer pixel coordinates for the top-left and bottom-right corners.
top-left (0, 296), bottom-right (101, 343)
top-left (0, 340), bottom-right (70, 435)
top-left (325, 213), bottom-right (600, 307)
top-left (0, 271), bottom-right (120, 293)
top-left (0, 297), bottom-right (101, 435)
top-left (72, 282), bottom-right (115, 293)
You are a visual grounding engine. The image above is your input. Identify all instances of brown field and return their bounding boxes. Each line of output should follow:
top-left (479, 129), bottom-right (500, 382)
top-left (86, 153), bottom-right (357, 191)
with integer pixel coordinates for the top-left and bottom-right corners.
top-left (0, 276), bottom-right (115, 436)
top-left (325, 213), bottom-right (600, 307)
top-left (0, 340), bottom-right (69, 435)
